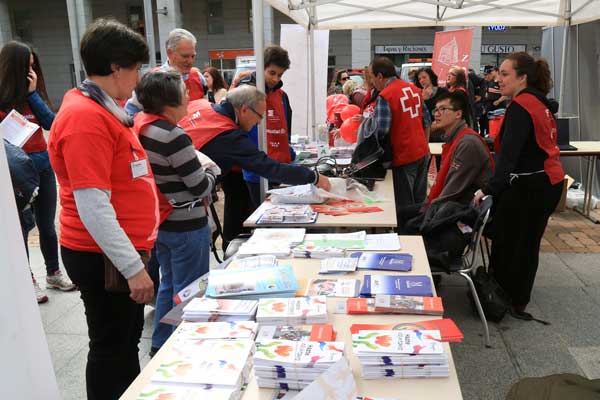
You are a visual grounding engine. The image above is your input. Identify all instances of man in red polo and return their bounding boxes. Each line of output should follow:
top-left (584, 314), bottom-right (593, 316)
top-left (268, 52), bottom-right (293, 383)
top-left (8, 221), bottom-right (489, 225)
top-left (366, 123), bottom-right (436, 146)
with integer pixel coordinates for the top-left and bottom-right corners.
top-left (369, 57), bottom-right (431, 214)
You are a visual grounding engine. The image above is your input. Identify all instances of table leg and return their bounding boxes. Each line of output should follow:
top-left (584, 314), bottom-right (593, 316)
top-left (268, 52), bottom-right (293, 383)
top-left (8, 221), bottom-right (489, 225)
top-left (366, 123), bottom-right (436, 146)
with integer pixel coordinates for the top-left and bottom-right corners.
top-left (575, 155), bottom-right (599, 223)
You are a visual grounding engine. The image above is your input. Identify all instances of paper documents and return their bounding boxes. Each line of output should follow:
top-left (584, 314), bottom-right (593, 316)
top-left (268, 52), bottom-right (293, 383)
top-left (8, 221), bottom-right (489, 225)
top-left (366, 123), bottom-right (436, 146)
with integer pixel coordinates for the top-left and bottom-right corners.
top-left (0, 109), bottom-right (39, 147)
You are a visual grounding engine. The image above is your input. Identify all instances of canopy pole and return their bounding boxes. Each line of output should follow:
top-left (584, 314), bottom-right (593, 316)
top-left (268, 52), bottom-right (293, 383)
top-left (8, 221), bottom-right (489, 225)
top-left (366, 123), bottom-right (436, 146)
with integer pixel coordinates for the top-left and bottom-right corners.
top-left (252, 0), bottom-right (267, 201)
top-left (558, 0), bottom-right (571, 116)
top-left (309, 1), bottom-right (317, 142)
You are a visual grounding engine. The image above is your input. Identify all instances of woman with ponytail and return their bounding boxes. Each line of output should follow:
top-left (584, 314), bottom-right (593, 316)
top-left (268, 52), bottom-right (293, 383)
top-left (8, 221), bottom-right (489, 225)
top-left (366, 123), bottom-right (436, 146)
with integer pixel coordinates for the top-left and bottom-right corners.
top-left (473, 52), bottom-right (564, 320)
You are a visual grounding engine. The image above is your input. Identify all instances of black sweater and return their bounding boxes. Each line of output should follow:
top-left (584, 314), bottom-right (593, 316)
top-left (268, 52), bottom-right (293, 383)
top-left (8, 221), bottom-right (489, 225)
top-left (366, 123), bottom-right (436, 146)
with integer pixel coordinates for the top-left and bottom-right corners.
top-left (484, 88), bottom-right (559, 196)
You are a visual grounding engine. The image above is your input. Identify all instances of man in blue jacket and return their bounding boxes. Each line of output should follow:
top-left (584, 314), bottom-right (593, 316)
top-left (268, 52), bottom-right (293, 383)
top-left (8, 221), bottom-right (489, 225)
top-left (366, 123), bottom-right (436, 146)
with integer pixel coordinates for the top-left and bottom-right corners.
top-left (179, 85), bottom-right (331, 249)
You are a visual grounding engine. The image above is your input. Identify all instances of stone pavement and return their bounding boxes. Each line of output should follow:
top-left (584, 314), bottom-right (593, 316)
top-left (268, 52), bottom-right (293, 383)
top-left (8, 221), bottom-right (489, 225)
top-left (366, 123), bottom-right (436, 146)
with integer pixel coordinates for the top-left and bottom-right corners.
top-left (28, 207), bottom-right (600, 400)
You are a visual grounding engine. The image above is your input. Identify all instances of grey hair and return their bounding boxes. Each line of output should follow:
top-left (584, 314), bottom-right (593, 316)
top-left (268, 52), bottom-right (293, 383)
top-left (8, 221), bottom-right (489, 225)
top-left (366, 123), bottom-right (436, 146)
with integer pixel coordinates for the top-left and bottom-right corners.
top-left (165, 28), bottom-right (196, 51)
top-left (135, 69), bottom-right (186, 115)
top-left (227, 85), bottom-right (266, 110)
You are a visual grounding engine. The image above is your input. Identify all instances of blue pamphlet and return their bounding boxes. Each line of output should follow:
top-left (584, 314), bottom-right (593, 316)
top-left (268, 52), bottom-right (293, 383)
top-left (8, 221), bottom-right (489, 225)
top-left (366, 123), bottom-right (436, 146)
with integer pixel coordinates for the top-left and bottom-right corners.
top-left (359, 274), bottom-right (433, 297)
top-left (350, 252), bottom-right (413, 272)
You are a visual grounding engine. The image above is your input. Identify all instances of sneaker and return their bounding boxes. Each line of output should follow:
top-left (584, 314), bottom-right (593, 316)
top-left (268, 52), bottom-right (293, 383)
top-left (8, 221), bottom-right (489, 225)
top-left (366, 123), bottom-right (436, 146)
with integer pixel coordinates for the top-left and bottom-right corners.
top-left (46, 271), bottom-right (76, 292)
top-left (33, 279), bottom-right (49, 304)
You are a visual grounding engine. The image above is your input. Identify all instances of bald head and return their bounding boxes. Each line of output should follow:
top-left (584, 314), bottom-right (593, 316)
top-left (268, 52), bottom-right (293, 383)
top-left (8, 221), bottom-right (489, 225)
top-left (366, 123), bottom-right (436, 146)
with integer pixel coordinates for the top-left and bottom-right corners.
top-left (228, 85), bottom-right (267, 131)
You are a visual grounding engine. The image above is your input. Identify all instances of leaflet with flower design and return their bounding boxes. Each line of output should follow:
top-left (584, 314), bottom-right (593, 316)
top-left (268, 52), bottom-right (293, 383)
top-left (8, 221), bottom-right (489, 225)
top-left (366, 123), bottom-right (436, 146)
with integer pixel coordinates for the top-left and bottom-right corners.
top-left (254, 340), bottom-right (345, 367)
top-left (151, 339), bottom-right (254, 387)
top-left (256, 296), bottom-right (328, 325)
top-left (178, 321), bottom-right (258, 340)
top-left (136, 383), bottom-right (238, 400)
top-left (352, 330), bottom-right (444, 355)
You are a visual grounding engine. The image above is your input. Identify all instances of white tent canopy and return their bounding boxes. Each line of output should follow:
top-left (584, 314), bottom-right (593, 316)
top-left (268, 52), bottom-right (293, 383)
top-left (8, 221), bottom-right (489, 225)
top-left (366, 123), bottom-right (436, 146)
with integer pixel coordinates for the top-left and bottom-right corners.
top-left (267, 0), bottom-right (600, 29)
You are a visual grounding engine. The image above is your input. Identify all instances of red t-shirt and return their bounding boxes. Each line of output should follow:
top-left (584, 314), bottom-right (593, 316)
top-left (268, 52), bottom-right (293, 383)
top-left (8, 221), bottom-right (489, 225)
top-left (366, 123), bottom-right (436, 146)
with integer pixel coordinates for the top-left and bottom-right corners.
top-left (0, 104), bottom-right (47, 153)
top-left (48, 89), bottom-right (161, 252)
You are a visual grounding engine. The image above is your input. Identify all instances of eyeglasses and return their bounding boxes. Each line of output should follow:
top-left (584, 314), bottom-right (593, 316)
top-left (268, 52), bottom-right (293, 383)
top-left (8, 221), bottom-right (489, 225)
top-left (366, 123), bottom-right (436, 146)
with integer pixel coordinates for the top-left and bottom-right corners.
top-left (433, 106), bottom-right (457, 114)
top-left (247, 105), bottom-right (264, 119)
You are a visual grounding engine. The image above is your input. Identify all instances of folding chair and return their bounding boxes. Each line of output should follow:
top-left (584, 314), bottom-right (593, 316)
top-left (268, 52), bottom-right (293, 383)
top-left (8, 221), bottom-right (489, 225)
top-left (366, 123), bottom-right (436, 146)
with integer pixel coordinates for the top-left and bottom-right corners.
top-left (429, 195), bottom-right (494, 348)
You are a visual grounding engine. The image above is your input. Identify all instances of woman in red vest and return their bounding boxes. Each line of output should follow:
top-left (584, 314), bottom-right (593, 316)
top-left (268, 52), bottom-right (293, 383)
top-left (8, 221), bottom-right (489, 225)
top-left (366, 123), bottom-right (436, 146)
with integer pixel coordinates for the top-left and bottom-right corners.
top-left (0, 41), bottom-right (76, 303)
top-left (474, 52), bottom-right (564, 320)
top-left (48, 19), bottom-right (158, 399)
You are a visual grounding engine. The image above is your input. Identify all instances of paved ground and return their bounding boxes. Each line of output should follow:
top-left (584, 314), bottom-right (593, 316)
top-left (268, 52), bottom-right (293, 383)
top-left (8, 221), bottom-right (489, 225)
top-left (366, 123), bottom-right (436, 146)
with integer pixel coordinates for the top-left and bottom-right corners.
top-left (29, 206), bottom-right (600, 400)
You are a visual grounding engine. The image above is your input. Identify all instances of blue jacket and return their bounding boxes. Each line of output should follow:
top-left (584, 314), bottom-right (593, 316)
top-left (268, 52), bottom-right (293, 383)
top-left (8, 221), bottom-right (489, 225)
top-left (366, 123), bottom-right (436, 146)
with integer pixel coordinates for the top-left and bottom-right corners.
top-left (200, 101), bottom-right (316, 186)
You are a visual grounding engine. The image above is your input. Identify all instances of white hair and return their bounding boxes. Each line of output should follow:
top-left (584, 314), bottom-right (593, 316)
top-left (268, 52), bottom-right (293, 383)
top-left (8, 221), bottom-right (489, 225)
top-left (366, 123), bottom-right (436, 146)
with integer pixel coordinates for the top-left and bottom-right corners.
top-left (227, 85), bottom-right (266, 110)
top-left (165, 28), bottom-right (196, 51)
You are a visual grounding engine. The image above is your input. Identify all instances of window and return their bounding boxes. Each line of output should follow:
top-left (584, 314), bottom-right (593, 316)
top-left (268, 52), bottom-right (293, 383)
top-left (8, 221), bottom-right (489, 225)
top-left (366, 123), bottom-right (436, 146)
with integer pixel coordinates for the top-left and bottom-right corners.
top-left (207, 0), bottom-right (224, 35)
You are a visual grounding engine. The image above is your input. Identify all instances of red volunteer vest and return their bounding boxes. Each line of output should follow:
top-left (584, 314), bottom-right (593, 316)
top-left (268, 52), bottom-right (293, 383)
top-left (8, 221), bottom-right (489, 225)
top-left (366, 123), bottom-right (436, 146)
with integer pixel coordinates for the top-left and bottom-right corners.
top-left (179, 99), bottom-right (238, 150)
top-left (0, 104), bottom-right (46, 153)
top-left (379, 79), bottom-right (429, 166)
top-left (266, 89), bottom-right (291, 164)
top-left (494, 92), bottom-right (564, 185)
top-left (186, 68), bottom-right (205, 100)
top-left (427, 126), bottom-right (495, 203)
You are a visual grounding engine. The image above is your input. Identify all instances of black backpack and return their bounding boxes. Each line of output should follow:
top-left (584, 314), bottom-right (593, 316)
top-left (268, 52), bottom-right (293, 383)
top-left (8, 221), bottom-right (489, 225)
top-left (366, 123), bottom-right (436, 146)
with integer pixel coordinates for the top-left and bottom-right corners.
top-left (471, 266), bottom-right (511, 322)
top-left (350, 116), bottom-right (390, 180)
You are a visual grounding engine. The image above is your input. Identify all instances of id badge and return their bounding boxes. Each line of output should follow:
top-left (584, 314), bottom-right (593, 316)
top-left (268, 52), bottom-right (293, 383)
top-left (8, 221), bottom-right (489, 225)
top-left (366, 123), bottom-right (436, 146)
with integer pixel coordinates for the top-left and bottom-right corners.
top-left (131, 159), bottom-right (149, 179)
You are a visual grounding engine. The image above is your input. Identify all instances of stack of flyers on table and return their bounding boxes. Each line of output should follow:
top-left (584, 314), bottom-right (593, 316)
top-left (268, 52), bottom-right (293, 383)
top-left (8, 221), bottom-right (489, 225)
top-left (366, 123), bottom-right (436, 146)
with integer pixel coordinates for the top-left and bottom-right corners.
top-left (256, 324), bottom-right (336, 342)
top-left (136, 383), bottom-right (241, 400)
top-left (206, 265), bottom-right (299, 300)
top-left (340, 294), bottom-right (443, 316)
top-left (305, 278), bottom-right (361, 297)
top-left (149, 338), bottom-right (255, 399)
top-left (360, 275), bottom-right (433, 297)
top-left (352, 330), bottom-right (449, 379)
top-left (181, 297), bottom-right (258, 322)
top-left (253, 340), bottom-right (346, 389)
top-left (177, 320), bottom-right (259, 341)
top-left (256, 296), bottom-right (328, 325)
top-left (319, 257), bottom-right (358, 274)
top-left (237, 229), bottom-right (307, 258)
top-left (257, 204), bottom-right (317, 224)
top-left (227, 255), bottom-right (278, 270)
top-left (292, 231), bottom-right (366, 258)
top-left (350, 252), bottom-right (413, 272)
top-left (350, 320), bottom-right (463, 343)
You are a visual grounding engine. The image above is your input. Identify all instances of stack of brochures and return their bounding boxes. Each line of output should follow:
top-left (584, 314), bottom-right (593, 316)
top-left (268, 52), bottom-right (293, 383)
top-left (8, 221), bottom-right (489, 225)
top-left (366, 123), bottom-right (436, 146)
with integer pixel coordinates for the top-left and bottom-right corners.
top-left (343, 295), bottom-right (444, 316)
top-left (206, 265), bottom-right (300, 300)
top-left (226, 255), bottom-right (278, 270)
top-left (350, 320), bottom-right (463, 343)
top-left (253, 340), bottom-right (346, 389)
top-left (292, 232), bottom-right (366, 258)
top-left (257, 204), bottom-right (317, 224)
top-left (305, 278), bottom-right (361, 297)
top-left (149, 338), bottom-right (255, 399)
top-left (256, 324), bottom-right (337, 342)
top-left (319, 257), bottom-right (358, 274)
top-left (256, 296), bottom-right (328, 325)
top-left (352, 329), bottom-right (449, 379)
top-left (177, 321), bottom-right (259, 341)
top-left (359, 275), bottom-right (433, 297)
top-left (350, 252), bottom-right (413, 272)
top-left (237, 228), bottom-right (306, 258)
top-left (181, 297), bottom-right (258, 322)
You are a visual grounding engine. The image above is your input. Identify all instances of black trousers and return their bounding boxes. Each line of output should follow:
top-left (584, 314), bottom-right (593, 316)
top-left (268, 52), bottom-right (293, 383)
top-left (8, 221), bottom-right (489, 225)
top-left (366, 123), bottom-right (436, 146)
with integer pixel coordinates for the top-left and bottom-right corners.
top-left (490, 174), bottom-right (563, 306)
top-left (220, 170), bottom-right (252, 251)
top-left (391, 155), bottom-right (429, 228)
top-left (61, 246), bottom-right (145, 400)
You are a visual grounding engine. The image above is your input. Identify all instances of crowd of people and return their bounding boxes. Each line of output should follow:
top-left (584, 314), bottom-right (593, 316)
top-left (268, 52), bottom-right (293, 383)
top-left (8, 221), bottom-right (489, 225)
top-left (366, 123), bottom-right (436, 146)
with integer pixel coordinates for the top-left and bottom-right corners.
top-left (2, 17), bottom-right (565, 400)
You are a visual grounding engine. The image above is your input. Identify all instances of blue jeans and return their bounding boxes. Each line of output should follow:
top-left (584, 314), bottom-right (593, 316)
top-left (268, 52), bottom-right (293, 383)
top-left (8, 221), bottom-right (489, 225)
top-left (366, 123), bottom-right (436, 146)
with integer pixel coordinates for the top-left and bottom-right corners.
top-left (23, 151), bottom-right (59, 275)
top-left (152, 224), bottom-right (211, 348)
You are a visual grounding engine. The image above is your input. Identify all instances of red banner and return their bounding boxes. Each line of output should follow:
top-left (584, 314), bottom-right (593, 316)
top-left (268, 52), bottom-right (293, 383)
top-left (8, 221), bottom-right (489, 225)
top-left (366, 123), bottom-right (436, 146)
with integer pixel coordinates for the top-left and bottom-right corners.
top-left (431, 28), bottom-right (474, 87)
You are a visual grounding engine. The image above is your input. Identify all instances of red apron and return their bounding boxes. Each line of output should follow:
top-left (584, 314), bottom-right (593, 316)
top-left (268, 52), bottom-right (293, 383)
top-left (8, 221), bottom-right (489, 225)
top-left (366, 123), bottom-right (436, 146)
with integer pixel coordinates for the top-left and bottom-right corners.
top-left (265, 89), bottom-right (291, 163)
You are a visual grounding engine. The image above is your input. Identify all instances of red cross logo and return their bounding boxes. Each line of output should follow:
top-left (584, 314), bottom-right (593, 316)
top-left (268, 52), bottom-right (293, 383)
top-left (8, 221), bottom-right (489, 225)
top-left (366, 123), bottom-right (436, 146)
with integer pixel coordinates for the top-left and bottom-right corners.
top-left (399, 87), bottom-right (421, 119)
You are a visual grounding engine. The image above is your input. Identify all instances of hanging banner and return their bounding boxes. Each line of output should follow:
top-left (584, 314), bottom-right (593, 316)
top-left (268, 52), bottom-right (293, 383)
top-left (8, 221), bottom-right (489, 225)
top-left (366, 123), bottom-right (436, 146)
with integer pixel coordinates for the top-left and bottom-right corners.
top-left (431, 28), bottom-right (474, 87)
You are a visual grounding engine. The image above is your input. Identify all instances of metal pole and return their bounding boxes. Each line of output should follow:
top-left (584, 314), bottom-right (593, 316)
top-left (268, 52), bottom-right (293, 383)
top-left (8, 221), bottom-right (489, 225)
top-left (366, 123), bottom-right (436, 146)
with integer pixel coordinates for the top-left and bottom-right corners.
top-left (557, 0), bottom-right (571, 116)
top-left (309, 2), bottom-right (318, 142)
top-left (143, 0), bottom-right (156, 67)
top-left (252, 0), bottom-right (267, 201)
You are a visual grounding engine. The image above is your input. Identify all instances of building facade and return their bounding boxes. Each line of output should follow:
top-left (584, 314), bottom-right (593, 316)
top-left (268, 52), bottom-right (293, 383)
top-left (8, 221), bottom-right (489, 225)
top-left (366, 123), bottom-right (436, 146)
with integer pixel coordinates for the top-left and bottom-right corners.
top-left (0, 0), bottom-right (542, 106)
